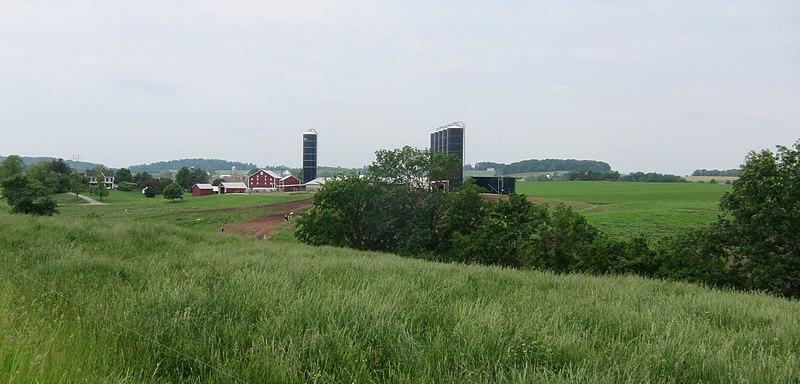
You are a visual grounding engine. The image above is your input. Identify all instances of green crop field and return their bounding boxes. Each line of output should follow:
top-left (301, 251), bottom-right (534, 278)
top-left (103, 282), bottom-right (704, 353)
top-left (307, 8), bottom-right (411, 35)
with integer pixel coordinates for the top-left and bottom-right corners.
top-left (515, 181), bottom-right (732, 236)
top-left (55, 190), bottom-right (312, 232)
top-left (1, 189), bottom-right (799, 383)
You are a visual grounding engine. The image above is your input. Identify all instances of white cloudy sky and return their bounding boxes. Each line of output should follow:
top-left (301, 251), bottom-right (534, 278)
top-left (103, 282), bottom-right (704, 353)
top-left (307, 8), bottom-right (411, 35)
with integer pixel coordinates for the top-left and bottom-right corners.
top-left (1, 1), bottom-right (798, 174)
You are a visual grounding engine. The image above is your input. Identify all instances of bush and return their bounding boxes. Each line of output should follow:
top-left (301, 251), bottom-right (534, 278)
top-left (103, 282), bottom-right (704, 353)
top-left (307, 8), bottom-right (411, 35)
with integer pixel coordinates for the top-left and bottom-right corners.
top-left (116, 181), bottom-right (134, 191)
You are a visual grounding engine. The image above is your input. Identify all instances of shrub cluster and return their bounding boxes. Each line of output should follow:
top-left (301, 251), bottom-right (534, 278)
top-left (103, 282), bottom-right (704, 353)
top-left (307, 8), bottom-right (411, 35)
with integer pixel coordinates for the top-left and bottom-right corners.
top-left (295, 177), bottom-right (736, 288)
top-left (298, 139), bottom-right (800, 299)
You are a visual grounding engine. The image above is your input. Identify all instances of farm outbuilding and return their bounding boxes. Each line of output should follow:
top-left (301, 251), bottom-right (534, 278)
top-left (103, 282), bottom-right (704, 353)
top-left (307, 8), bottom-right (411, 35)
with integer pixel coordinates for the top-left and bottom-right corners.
top-left (248, 169), bottom-right (281, 190)
top-left (472, 176), bottom-right (516, 195)
top-left (191, 183), bottom-right (216, 197)
top-left (218, 182), bottom-right (248, 194)
top-left (279, 174), bottom-right (302, 192)
top-left (304, 177), bottom-right (328, 191)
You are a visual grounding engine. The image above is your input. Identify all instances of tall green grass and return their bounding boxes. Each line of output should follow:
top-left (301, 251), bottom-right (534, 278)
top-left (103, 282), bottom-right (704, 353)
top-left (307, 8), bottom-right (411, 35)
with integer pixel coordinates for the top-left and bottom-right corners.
top-left (1, 211), bottom-right (798, 383)
top-left (515, 182), bottom-right (731, 236)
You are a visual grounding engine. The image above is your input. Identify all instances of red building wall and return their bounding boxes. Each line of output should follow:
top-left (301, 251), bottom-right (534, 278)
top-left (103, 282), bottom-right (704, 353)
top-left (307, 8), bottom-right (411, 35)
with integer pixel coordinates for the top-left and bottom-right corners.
top-left (248, 170), bottom-right (278, 189)
top-left (192, 185), bottom-right (214, 196)
top-left (280, 175), bottom-right (302, 191)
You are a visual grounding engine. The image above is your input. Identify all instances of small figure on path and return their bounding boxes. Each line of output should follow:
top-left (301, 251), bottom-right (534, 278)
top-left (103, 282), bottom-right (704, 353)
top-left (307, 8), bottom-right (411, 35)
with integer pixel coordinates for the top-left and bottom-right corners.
top-left (284, 215), bottom-right (289, 221)
top-left (219, 227), bottom-right (224, 233)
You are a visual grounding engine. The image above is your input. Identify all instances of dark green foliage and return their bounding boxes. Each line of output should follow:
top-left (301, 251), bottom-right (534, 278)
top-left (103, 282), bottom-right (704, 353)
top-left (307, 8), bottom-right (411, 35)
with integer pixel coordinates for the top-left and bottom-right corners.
top-left (67, 172), bottom-right (86, 198)
top-left (566, 171), bottom-right (620, 181)
top-left (295, 174), bottom-right (380, 249)
top-left (176, 166), bottom-right (210, 190)
top-left (0, 154), bottom-right (26, 180)
top-left (92, 182), bottom-right (109, 201)
top-left (693, 168), bottom-right (741, 177)
top-left (368, 146), bottom-right (460, 189)
top-left (158, 178), bottom-right (174, 192)
top-left (133, 171), bottom-right (160, 194)
top-left (0, 174), bottom-right (58, 215)
top-left (116, 181), bottom-right (134, 191)
top-left (23, 158), bottom-right (75, 193)
top-left (298, 178), bottom-right (605, 272)
top-left (715, 141), bottom-right (800, 297)
top-left (163, 183), bottom-right (184, 202)
top-left (474, 159), bottom-right (612, 174)
top-left (115, 167), bottom-right (133, 183)
top-left (620, 172), bottom-right (686, 182)
top-left (297, 139), bottom-right (800, 299)
top-left (129, 158), bottom-right (257, 173)
top-left (175, 167), bottom-right (193, 190)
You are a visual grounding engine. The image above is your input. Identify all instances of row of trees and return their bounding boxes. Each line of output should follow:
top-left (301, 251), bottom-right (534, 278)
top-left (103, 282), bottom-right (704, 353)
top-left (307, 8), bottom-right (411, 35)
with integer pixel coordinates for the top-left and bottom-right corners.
top-left (531, 171), bottom-right (687, 182)
top-left (297, 141), bottom-right (800, 299)
top-left (472, 159), bottom-right (612, 174)
top-left (692, 168), bottom-right (740, 177)
top-left (0, 155), bottom-right (72, 215)
top-left (129, 158), bottom-right (258, 174)
top-left (0, 156), bottom-right (193, 213)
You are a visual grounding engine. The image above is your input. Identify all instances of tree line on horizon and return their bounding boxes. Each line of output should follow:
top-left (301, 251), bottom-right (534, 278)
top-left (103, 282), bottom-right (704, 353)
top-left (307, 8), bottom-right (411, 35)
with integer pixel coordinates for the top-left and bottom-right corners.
top-left (470, 159), bottom-right (613, 174)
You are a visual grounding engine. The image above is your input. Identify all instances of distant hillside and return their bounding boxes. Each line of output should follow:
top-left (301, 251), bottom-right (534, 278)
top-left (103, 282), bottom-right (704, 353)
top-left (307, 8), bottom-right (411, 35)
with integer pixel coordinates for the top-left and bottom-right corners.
top-left (0, 155), bottom-right (99, 171)
top-left (692, 168), bottom-right (741, 177)
top-left (129, 158), bottom-right (259, 173)
top-left (472, 159), bottom-right (612, 175)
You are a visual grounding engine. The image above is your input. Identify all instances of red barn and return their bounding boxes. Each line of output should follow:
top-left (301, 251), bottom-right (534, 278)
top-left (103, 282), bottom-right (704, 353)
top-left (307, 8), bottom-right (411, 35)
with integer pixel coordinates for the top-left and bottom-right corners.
top-left (248, 169), bottom-right (280, 190)
top-left (219, 182), bottom-right (247, 194)
top-left (191, 183), bottom-right (215, 197)
top-left (279, 174), bottom-right (302, 192)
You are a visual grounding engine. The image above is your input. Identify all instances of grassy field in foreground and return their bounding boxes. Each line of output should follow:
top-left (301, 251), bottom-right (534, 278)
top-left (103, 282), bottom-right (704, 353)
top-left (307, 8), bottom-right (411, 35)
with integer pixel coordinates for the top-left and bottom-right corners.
top-left (515, 181), bottom-right (731, 236)
top-left (1, 212), bottom-right (798, 383)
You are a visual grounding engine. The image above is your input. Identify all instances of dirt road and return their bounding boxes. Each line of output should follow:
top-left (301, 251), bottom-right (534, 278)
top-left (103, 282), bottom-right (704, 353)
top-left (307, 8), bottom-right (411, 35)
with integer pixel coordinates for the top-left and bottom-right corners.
top-left (223, 199), bottom-right (314, 238)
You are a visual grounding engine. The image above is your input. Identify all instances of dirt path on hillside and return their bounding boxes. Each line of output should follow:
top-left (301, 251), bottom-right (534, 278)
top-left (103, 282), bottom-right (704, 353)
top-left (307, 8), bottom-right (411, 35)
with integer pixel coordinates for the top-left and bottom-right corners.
top-left (223, 199), bottom-right (314, 238)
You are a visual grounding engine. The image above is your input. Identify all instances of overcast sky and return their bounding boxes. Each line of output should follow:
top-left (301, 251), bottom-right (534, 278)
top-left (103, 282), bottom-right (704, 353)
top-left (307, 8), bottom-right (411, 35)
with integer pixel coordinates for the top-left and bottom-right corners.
top-left (1, 1), bottom-right (798, 174)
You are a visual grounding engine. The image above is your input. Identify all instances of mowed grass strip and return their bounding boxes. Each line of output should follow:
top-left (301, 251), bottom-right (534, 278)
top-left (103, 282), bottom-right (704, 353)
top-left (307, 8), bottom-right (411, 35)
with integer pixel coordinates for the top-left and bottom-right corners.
top-left (515, 181), bottom-right (732, 236)
top-left (1, 212), bottom-right (798, 383)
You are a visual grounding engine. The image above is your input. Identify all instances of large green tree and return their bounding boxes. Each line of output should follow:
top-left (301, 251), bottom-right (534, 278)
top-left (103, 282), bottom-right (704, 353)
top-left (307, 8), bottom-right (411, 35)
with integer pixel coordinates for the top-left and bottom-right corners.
top-left (191, 168), bottom-right (210, 185)
top-left (163, 182), bottom-right (184, 202)
top-left (175, 166), bottom-right (194, 190)
top-left (0, 175), bottom-right (58, 215)
top-left (717, 140), bottom-right (800, 297)
top-left (115, 167), bottom-right (133, 183)
top-left (92, 180), bottom-right (109, 201)
top-left (0, 155), bottom-right (25, 180)
top-left (368, 146), bottom-right (462, 189)
top-left (68, 171), bottom-right (86, 200)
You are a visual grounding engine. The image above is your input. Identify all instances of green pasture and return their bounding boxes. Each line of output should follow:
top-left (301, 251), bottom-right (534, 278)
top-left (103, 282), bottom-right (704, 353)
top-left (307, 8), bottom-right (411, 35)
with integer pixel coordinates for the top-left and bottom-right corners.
top-left (515, 181), bottom-right (732, 236)
top-left (2, 212), bottom-right (799, 383)
top-left (54, 191), bottom-right (312, 232)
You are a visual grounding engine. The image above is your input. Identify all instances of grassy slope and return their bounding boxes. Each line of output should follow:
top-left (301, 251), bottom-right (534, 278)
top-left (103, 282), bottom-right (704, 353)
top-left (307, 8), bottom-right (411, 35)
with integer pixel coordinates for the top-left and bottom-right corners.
top-left (515, 181), bottom-right (731, 236)
top-left (2, 206), bottom-right (798, 383)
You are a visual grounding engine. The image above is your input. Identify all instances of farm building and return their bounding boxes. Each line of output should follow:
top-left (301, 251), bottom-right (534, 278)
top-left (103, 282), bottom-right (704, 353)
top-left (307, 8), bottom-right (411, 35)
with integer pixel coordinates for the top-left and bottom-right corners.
top-left (279, 173), bottom-right (302, 192)
top-left (304, 177), bottom-right (328, 191)
top-left (218, 182), bottom-right (247, 194)
top-left (191, 183), bottom-right (216, 197)
top-left (472, 176), bottom-right (516, 195)
top-left (85, 169), bottom-right (116, 189)
top-left (248, 169), bottom-right (281, 191)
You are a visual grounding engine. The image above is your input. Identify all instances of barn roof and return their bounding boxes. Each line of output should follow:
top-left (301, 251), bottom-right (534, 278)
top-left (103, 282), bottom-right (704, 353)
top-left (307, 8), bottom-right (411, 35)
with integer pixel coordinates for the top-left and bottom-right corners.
top-left (248, 169), bottom-right (281, 179)
top-left (220, 182), bottom-right (248, 189)
top-left (192, 183), bottom-right (214, 190)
